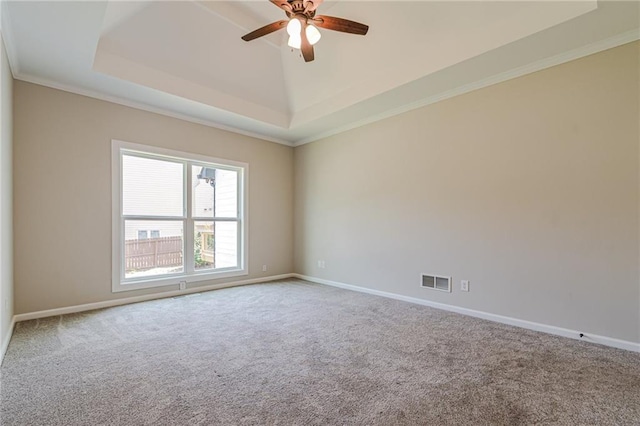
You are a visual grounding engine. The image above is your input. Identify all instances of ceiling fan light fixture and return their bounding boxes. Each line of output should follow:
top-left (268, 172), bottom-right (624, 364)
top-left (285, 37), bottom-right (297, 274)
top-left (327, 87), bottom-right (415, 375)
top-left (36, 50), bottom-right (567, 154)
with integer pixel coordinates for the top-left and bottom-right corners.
top-left (288, 35), bottom-right (302, 49)
top-left (306, 24), bottom-right (321, 45)
top-left (241, 0), bottom-right (369, 63)
top-left (286, 17), bottom-right (302, 37)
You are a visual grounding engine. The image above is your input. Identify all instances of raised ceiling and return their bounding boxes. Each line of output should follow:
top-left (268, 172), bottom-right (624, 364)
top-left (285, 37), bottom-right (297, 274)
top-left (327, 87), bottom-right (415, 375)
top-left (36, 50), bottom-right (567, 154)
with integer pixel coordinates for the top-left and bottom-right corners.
top-left (3, 1), bottom-right (639, 145)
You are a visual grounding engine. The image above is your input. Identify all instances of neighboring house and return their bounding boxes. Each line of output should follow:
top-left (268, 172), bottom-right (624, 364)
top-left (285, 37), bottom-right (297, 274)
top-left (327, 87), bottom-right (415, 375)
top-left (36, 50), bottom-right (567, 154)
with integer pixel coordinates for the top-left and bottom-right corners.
top-left (124, 164), bottom-right (238, 277)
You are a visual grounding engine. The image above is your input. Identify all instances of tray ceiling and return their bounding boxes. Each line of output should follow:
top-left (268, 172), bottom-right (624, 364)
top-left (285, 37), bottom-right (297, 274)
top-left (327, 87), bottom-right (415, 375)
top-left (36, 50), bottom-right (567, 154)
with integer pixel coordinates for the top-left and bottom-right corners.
top-left (3, 1), bottom-right (639, 145)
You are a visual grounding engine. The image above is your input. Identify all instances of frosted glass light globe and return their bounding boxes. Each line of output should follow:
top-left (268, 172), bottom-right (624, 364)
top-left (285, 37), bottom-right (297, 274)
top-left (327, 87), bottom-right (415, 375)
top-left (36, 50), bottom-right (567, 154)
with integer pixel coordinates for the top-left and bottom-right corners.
top-left (306, 25), bottom-right (321, 45)
top-left (286, 18), bottom-right (302, 37)
top-left (288, 35), bottom-right (302, 49)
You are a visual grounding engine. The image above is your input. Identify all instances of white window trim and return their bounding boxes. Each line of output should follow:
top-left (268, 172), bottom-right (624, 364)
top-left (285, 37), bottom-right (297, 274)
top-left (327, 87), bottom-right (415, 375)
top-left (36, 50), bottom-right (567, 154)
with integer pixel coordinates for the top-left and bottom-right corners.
top-left (111, 140), bottom-right (249, 293)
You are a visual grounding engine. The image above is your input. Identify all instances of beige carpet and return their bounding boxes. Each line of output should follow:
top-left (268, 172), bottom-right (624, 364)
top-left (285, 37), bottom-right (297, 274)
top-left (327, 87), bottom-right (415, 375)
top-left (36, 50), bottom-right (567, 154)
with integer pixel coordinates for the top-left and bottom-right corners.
top-left (1, 279), bottom-right (639, 425)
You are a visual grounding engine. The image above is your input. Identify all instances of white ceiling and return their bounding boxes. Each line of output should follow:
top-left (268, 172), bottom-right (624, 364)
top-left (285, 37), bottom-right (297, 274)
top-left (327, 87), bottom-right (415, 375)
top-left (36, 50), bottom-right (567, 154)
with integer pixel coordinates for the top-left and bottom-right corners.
top-left (3, 1), bottom-right (639, 146)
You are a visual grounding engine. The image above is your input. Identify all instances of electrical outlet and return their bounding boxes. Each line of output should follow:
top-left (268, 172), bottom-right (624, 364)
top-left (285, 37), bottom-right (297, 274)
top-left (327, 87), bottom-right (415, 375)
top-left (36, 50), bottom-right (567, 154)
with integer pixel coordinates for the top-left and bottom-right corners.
top-left (461, 280), bottom-right (470, 292)
top-left (3, 298), bottom-right (7, 309)
top-left (262, 264), bottom-right (267, 272)
top-left (318, 260), bottom-right (326, 269)
top-left (179, 281), bottom-right (187, 291)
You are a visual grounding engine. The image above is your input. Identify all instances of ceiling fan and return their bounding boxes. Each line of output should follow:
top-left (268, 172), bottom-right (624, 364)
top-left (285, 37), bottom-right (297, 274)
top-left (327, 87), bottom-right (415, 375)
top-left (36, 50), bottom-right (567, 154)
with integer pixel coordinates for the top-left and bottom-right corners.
top-left (241, 0), bottom-right (369, 63)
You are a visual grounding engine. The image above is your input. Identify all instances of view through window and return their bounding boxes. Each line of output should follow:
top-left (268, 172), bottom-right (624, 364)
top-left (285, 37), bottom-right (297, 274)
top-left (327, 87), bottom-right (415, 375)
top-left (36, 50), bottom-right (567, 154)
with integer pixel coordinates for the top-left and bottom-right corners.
top-left (113, 141), bottom-right (246, 291)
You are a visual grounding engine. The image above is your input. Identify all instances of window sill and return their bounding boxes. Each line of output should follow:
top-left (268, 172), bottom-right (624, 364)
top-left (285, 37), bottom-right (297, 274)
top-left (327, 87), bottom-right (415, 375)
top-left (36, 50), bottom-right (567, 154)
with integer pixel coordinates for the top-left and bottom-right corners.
top-left (112, 268), bottom-right (248, 293)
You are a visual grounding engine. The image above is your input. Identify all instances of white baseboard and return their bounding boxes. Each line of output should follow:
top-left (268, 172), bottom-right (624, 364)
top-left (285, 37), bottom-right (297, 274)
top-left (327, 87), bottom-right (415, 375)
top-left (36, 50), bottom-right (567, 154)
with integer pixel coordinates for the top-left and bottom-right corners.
top-left (1, 316), bottom-right (15, 365)
top-left (293, 274), bottom-right (640, 353)
top-left (10, 272), bottom-right (639, 354)
top-left (14, 274), bottom-right (295, 322)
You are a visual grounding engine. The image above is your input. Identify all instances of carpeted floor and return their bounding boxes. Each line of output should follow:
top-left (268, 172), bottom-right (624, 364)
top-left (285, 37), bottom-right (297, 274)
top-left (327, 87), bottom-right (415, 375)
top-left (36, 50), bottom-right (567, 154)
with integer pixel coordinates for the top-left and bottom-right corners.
top-left (1, 279), bottom-right (639, 425)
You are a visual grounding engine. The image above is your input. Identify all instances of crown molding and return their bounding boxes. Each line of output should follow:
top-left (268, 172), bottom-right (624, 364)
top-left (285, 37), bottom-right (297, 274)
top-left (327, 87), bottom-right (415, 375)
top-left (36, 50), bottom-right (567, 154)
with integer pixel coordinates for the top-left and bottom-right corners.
top-left (292, 28), bottom-right (640, 147)
top-left (14, 72), bottom-right (294, 147)
top-left (5, 5), bottom-right (638, 150)
top-left (0, 1), bottom-right (19, 78)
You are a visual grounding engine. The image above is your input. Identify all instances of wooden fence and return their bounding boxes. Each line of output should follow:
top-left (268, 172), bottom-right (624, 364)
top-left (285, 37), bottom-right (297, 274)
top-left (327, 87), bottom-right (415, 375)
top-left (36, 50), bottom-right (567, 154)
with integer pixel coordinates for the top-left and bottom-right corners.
top-left (125, 236), bottom-right (183, 271)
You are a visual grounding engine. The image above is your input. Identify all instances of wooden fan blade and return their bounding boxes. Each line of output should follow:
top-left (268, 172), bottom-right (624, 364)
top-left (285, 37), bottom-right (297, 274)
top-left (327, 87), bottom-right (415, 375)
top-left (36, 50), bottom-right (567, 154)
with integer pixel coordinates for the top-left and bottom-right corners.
top-left (241, 20), bottom-right (287, 42)
top-left (313, 15), bottom-right (369, 35)
top-left (300, 23), bottom-right (314, 62)
top-left (270, 0), bottom-right (292, 13)
top-left (303, 0), bottom-right (323, 13)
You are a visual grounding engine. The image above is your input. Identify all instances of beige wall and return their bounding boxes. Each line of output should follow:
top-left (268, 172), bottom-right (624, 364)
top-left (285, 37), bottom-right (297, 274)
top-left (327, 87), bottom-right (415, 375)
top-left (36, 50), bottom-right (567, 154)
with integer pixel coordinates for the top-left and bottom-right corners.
top-left (0, 33), bottom-right (13, 354)
top-left (294, 42), bottom-right (640, 343)
top-left (13, 82), bottom-right (293, 314)
top-left (9, 41), bottom-right (640, 345)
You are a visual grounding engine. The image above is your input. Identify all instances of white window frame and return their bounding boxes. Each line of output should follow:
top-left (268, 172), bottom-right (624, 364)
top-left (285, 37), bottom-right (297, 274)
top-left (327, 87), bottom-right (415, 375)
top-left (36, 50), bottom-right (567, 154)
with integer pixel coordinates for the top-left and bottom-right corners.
top-left (111, 140), bottom-right (248, 292)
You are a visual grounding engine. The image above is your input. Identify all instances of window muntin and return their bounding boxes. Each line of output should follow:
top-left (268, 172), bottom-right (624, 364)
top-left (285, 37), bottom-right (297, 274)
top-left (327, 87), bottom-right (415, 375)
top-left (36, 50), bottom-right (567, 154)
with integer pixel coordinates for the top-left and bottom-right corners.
top-left (112, 140), bottom-right (247, 292)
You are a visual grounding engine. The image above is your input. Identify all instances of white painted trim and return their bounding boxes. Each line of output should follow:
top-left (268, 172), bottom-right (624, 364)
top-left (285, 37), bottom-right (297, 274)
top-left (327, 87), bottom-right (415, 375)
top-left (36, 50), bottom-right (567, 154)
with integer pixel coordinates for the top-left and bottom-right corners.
top-left (12, 72), bottom-right (294, 147)
top-left (9, 273), bottom-right (639, 353)
top-left (293, 274), bottom-right (640, 353)
top-left (111, 140), bottom-right (249, 293)
top-left (293, 29), bottom-right (640, 146)
top-left (8, 27), bottom-right (638, 148)
top-left (0, 3), bottom-right (19, 78)
top-left (0, 316), bottom-right (15, 365)
top-left (14, 274), bottom-right (295, 323)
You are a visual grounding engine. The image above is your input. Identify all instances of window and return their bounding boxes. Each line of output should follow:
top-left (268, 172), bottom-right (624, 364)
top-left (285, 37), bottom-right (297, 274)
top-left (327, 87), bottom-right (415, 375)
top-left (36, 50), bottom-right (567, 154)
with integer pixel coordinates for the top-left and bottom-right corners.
top-left (112, 140), bottom-right (247, 292)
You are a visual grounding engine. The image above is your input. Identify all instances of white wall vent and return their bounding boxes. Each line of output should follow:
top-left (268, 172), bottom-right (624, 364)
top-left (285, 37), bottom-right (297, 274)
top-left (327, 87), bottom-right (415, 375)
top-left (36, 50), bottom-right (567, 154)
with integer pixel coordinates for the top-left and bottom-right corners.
top-left (421, 274), bottom-right (451, 292)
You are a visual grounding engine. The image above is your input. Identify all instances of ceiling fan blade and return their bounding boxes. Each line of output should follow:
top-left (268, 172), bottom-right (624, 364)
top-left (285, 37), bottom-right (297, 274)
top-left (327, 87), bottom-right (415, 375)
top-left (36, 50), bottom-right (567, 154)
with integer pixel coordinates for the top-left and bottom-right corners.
top-left (270, 0), bottom-right (292, 13)
top-left (303, 0), bottom-right (323, 13)
top-left (300, 23), bottom-right (315, 62)
top-left (313, 15), bottom-right (369, 35)
top-left (241, 20), bottom-right (287, 42)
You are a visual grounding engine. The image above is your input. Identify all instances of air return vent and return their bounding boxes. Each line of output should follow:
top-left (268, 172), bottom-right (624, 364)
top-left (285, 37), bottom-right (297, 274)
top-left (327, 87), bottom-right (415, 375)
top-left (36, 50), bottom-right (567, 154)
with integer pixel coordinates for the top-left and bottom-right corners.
top-left (421, 274), bottom-right (451, 292)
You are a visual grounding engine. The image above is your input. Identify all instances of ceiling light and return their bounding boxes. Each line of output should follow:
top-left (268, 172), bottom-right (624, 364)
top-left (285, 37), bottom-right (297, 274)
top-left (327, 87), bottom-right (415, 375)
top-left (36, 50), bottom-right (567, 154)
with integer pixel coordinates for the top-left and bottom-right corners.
top-left (288, 35), bottom-right (302, 49)
top-left (286, 18), bottom-right (320, 49)
top-left (286, 18), bottom-right (302, 37)
top-left (241, 1), bottom-right (369, 63)
top-left (306, 25), bottom-right (321, 46)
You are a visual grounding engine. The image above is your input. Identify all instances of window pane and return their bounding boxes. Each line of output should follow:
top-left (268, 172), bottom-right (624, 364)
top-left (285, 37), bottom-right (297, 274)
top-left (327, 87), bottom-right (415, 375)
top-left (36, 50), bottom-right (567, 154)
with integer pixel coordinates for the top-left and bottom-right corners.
top-left (194, 221), bottom-right (214, 271)
top-left (192, 166), bottom-right (214, 218)
top-left (215, 169), bottom-right (238, 218)
top-left (124, 220), bottom-right (183, 279)
top-left (215, 222), bottom-right (238, 269)
top-left (193, 221), bottom-right (238, 270)
top-left (192, 166), bottom-right (238, 218)
top-left (123, 155), bottom-right (184, 217)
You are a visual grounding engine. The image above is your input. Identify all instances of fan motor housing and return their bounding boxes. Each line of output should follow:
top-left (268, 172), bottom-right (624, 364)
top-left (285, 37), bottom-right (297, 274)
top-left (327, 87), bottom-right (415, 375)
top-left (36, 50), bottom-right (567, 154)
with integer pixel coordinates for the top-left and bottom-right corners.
top-left (287, 0), bottom-right (316, 18)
